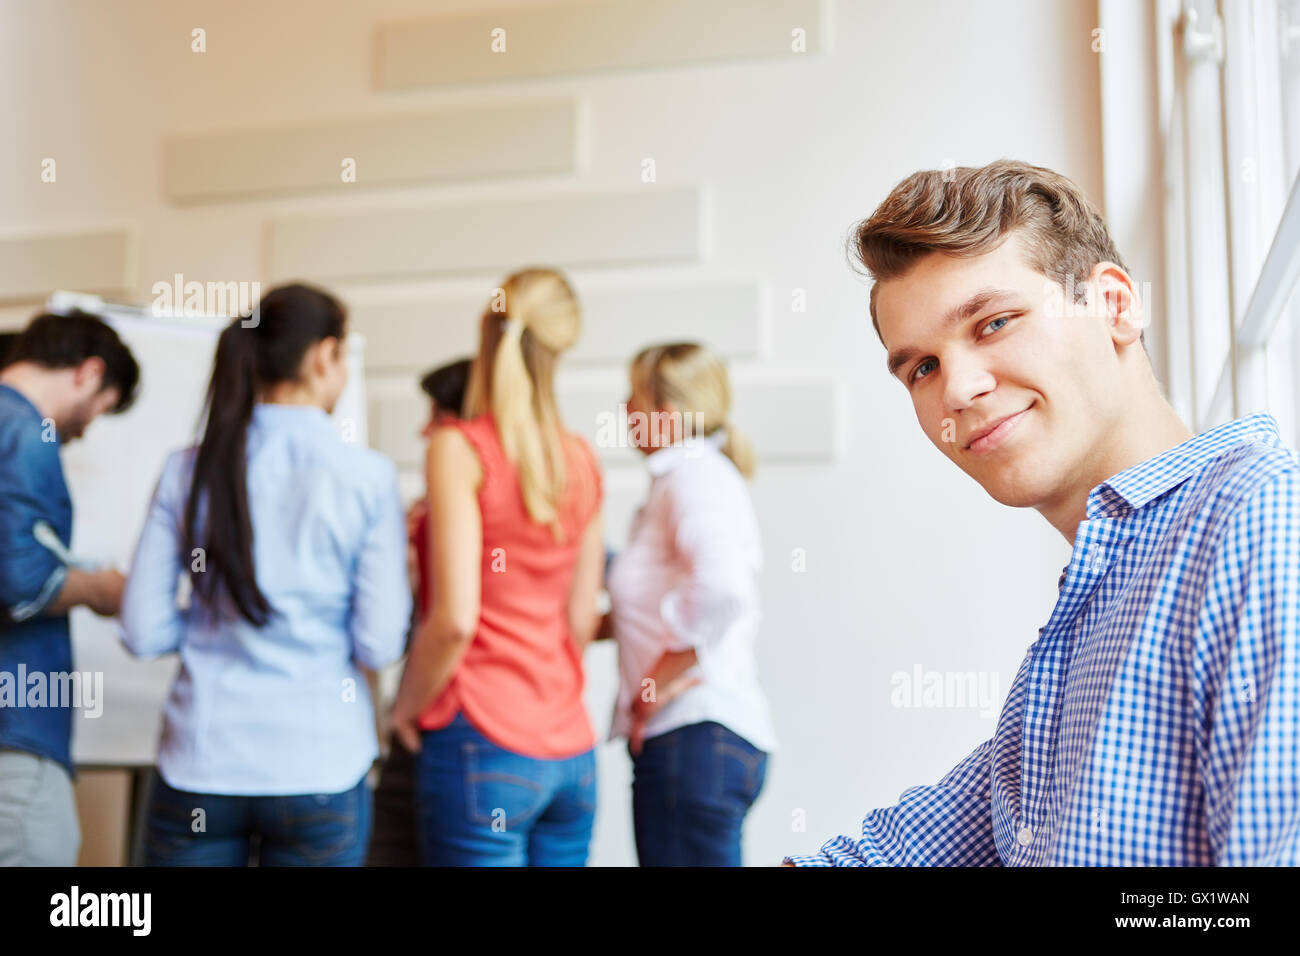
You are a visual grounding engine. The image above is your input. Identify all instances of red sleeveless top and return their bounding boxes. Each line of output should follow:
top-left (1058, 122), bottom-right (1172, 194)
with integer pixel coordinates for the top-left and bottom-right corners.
top-left (417, 413), bottom-right (603, 759)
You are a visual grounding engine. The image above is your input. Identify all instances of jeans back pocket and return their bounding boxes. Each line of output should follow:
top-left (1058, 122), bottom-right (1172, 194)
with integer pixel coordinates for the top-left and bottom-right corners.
top-left (463, 740), bottom-right (548, 831)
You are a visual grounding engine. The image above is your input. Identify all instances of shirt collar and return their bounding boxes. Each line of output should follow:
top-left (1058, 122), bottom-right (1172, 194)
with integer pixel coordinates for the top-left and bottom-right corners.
top-left (1086, 411), bottom-right (1282, 520)
top-left (645, 429), bottom-right (727, 477)
top-left (252, 402), bottom-right (333, 429)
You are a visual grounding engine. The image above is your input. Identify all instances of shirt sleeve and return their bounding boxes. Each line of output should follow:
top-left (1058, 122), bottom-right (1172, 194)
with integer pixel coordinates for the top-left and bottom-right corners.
top-left (783, 735), bottom-right (1002, 866)
top-left (657, 464), bottom-right (757, 683)
top-left (0, 433), bottom-right (69, 625)
top-left (1196, 467), bottom-right (1300, 865)
top-left (120, 453), bottom-right (189, 658)
top-left (348, 458), bottom-right (412, 671)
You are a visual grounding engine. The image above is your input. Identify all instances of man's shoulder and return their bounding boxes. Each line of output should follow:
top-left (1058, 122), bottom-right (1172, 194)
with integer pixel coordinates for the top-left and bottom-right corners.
top-left (0, 398), bottom-right (59, 479)
top-left (1201, 440), bottom-right (1300, 525)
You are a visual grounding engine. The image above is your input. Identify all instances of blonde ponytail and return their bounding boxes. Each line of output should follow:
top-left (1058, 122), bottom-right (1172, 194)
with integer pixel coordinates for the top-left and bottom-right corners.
top-left (719, 421), bottom-right (757, 480)
top-left (464, 269), bottom-right (581, 541)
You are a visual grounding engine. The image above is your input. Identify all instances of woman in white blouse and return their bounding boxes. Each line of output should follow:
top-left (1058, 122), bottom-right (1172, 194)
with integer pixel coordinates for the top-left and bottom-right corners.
top-left (604, 342), bottom-right (776, 866)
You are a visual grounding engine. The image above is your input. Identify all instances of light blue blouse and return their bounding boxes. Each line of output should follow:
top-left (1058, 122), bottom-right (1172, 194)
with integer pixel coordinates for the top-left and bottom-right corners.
top-left (120, 403), bottom-right (411, 795)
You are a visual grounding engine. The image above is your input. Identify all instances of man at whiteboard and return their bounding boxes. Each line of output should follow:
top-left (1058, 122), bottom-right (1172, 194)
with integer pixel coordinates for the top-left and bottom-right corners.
top-left (0, 310), bottom-right (140, 866)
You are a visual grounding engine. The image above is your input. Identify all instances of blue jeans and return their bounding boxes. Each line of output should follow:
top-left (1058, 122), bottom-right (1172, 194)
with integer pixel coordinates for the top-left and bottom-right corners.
top-left (414, 712), bottom-right (596, 866)
top-left (631, 721), bottom-right (768, 866)
top-left (142, 774), bottom-right (371, 866)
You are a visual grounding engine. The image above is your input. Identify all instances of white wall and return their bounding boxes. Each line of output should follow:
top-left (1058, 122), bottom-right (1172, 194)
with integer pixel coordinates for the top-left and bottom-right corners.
top-left (1, 0), bottom-right (1102, 865)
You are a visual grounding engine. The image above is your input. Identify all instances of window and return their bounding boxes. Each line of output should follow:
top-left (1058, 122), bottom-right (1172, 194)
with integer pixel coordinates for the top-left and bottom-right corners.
top-left (1157, 0), bottom-right (1300, 442)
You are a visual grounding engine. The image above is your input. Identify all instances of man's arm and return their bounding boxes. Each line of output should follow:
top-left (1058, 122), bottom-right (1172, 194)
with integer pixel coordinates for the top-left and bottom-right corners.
top-left (45, 566), bottom-right (124, 617)
top-left (0, 435), bottom-right (121, 624)
top-left (782, 735), bottom-right (1002, 866)
top-left (1197, 468), bottom-right (1300, 865)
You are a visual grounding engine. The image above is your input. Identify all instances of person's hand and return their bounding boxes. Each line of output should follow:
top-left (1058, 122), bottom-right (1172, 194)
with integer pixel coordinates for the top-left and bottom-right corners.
top-left (87, 569), bottom-right (126, 617)
top-left (389, 700), bottom-right (423, 754)
top-left (627, 671), bottom-right (702, 757)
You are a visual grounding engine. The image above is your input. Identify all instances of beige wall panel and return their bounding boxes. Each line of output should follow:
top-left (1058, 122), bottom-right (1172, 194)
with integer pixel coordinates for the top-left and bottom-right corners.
top-left (165, 100), bottom-right (579, 202)
top-left (352, 279), bottom-right (762, 371)
top-left (559, 378), bottom-right (840, 462)
top-left (0, 230), bottom-right (131, 303)
top-left (371, 377), bottom-right (837, 469)
top-left (268, 188), bottom-right (702, 281)
top-left (377, 0), bottom-right (824, 89)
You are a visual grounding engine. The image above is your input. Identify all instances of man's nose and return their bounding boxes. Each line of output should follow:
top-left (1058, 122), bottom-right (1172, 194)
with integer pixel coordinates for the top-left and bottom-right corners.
top-left (941, 355), bottom-right (996, 411)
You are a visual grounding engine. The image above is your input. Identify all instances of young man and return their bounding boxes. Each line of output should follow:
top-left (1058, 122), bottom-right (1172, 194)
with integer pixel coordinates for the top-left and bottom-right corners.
top-left (784, 159), bottom-right (1300, 866)
top-left (0, 310), bottom-right (140, 865)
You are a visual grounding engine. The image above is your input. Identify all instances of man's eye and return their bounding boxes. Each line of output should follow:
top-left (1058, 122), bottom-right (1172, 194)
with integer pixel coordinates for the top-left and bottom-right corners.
top-left (910, 316), bottom-right (1015, 384)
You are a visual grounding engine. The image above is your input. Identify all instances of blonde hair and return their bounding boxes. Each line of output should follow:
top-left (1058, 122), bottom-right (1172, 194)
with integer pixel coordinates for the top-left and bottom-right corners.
top-left (629, 342), bottom-right (756, 479)
top-left (462, 268), bottom-right (581, 541)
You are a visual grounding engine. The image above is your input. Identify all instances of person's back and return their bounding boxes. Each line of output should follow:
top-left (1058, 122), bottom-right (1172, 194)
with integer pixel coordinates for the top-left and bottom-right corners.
top-left (120, 283), bottom-right (410, 866)
top-left (419, 411), bottom-right (601, 756)
top-left (127, 403), bottom-right (408, 793)
top-left (390, 267), bottom-right (607, 867)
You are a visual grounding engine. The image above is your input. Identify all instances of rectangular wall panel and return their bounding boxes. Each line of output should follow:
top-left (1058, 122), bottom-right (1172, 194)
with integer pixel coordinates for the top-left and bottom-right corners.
top-left (560, 379), bottom-right (840, 462)
top-left (0, 230), bottom-right (131, 302)
top-left (371, 377), bottom-right (837, 469)
top-left (378, 0), bottom-right (824, 89)
top-left (351, 279), bottom-right (763, 371)
top-left (268, 188), bottom-right (702, 282)
top-left (165, 100), bottom-right (578, 202)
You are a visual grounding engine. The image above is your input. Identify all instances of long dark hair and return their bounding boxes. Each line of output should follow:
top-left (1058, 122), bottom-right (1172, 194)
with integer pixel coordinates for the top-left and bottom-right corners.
top-left (182, 283), bottom-right (346, 626)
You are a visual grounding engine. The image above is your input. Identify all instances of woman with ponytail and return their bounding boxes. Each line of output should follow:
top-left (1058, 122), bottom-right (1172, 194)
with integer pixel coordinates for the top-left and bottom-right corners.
top-left (120, 283), bottom-right (410, 866)
top-left (602, 342), bottom-right (775, 866)
top-left (390, 267), bottom-right (605, 867)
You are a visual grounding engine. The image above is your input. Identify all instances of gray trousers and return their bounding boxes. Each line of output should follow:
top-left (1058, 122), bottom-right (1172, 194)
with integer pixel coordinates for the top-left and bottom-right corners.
top-left (0, 749), bottom-right (80, 865)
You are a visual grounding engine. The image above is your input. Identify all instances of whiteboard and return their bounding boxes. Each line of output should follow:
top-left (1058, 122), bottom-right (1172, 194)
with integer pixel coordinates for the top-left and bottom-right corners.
top-left (52, 300), bottom-right (369, 766)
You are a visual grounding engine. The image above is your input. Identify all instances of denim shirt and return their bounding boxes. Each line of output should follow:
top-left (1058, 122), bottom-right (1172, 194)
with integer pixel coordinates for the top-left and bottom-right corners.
top-left (0, 384), bottom-right (76, 775)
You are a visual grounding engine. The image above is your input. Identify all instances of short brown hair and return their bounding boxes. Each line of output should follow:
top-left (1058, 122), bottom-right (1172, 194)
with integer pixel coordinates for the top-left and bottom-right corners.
top-left (851, 159), bottom-right (1142, 349)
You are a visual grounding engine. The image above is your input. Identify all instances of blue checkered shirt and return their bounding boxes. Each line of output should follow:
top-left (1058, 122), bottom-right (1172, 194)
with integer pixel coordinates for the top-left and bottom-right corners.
top-left (787, 411), bottom-right (1300, 865)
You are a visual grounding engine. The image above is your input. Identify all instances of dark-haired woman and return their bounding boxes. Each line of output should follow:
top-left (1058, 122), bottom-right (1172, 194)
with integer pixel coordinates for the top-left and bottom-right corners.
top-left (120, 283), bottom-right (411, 866)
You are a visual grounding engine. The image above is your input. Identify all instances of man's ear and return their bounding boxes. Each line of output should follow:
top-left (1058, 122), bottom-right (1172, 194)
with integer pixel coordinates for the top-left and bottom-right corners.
top-left (74, 356), bottom-right (107, 393)
top-left (1087, 262), bottom-right (1143, 346)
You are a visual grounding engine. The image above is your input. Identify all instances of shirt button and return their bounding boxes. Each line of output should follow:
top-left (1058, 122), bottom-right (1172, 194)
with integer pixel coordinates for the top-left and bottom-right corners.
top-left (1017, 826), bottom-right (1033, 846)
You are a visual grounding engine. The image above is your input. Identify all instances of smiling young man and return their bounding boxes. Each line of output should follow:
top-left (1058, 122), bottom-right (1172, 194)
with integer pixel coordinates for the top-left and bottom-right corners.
top-left (784, 159), bottom-right (1300, 866)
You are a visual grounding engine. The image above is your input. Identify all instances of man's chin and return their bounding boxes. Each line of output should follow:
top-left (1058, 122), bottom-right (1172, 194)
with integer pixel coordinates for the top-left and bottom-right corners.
top-left (973, 466), bottom-right (1053, 509)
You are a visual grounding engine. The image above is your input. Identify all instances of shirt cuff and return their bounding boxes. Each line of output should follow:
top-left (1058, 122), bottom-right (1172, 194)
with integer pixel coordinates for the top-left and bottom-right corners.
top-left (7, 563), bottom-right (69, 623)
